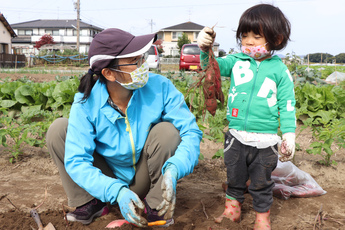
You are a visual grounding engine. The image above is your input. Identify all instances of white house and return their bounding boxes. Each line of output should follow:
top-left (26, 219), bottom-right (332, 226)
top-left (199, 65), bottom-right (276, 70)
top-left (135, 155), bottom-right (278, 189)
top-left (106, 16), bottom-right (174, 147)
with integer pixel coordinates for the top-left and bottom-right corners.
top-left (11, 19), bottom-right (103, 55)
top-left (156, 21), bottom-right (219, 56)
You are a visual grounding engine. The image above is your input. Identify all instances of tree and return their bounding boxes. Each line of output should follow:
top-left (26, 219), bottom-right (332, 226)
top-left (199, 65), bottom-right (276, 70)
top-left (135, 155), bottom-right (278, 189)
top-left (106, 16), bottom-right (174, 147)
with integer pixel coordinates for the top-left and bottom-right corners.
top-left (153, 39), bottom-right (164, 54)
top-left (335, 53), bottom-right (345, 63)
top-left (305, 53), bottom-right (333, 63)
top-left (218, 49), bottom-right (226, 57)
top-left (177, 33), bottom-right (191, 53)
top-left (34, 34), bottom-right (55, 50)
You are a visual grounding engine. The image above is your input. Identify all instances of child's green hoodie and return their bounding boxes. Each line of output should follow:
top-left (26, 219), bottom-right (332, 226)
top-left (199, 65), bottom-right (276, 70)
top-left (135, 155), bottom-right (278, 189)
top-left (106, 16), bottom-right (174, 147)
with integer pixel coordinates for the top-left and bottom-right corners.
top-left (201, 52), bottom-right (296, 134)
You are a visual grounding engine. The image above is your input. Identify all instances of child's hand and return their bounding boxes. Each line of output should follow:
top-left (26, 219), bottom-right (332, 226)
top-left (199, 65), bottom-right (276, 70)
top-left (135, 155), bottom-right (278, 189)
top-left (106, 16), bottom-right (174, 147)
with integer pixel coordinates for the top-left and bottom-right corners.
top-left (279, 133), bottom-right (295, 162)
top-left (197, 27), bottom-right (216, 51)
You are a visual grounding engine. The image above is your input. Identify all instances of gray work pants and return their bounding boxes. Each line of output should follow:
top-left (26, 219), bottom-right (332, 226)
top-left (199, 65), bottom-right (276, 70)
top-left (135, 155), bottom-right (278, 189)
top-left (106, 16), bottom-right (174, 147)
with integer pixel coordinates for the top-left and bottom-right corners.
top-left (46, 118), bottom-right (181, 209)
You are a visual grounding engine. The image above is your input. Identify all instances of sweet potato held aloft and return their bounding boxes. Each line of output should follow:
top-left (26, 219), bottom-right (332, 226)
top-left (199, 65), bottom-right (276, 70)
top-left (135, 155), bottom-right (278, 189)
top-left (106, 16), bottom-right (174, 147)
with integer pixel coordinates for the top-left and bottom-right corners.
top-left (186, 47), bottom-right (225, 117)
top-left (202, 47), bottom-right (225, 116)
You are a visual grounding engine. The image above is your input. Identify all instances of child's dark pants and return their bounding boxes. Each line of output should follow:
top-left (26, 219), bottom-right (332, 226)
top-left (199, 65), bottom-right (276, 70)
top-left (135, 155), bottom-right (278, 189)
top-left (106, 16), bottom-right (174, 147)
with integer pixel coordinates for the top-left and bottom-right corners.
top-left (224, 131), bottom-right (278, 213)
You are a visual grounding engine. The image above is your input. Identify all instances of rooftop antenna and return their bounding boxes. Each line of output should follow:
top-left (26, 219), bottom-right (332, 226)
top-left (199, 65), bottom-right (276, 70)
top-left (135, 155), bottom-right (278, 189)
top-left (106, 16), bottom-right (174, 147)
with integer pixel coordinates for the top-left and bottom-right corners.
top-left (188, 8), bottom-right (192, 22)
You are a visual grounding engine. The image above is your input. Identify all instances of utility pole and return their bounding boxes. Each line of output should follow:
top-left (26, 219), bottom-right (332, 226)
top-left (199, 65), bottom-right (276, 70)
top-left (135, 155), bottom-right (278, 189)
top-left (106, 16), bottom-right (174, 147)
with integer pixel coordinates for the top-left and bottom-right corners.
top-left (74, 0), bottom-right (80, 52)
top-left (307, 54), bottom-right (310, 72)
top-left (321, 53), bottom-right (322, 64)
top-left (149, 19), bottom-right (155, 33)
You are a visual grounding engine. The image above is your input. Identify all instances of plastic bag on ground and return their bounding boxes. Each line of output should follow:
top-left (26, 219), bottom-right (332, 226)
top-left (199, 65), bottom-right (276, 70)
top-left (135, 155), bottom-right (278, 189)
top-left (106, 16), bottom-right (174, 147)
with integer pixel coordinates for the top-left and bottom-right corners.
top-left (272, 160), bottom-right (327, 200)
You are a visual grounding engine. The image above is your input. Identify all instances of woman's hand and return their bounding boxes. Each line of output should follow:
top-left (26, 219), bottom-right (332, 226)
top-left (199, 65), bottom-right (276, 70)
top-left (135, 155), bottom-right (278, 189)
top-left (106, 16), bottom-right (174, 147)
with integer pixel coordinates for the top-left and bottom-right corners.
top-left (156, 164), bottom-right (178, 219)
top-left (117, 187), bottom-right (147, 227)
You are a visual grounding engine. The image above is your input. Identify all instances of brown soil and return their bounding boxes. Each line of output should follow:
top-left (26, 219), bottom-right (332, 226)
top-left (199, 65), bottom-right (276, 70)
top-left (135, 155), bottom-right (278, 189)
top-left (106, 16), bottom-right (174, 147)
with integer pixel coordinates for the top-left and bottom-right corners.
top-left (0, 73), bottom-right (345, 230)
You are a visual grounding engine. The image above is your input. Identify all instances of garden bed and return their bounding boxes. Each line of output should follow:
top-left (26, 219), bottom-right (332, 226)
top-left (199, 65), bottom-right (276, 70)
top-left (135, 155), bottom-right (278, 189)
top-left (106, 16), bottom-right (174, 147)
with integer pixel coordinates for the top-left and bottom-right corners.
top-left (0, 73), bottom-right (344, 229)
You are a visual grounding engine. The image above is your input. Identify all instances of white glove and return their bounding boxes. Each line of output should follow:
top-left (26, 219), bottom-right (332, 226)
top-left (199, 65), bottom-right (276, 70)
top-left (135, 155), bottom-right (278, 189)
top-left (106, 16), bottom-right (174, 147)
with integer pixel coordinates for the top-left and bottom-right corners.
top-left (279, 133), bottom-right (295, 162)
top-left (156, 164), bottom-right (178, 219)
top-left (197, 27), bottom-right (216, 51)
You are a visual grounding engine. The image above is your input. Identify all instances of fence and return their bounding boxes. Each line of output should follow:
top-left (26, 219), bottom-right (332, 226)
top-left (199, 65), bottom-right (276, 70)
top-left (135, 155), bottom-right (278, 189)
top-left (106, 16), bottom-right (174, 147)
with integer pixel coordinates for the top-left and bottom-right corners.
top-left (0, 54), bottom-right (26, 68)
top-left (160, 58), bottom-right (179, 64)
top-left (22, 55), bottom-right (179, 66)
top-left (30, 56), bottom-right (179, 66)
top-left (30, 54), bottom-right (88, 66)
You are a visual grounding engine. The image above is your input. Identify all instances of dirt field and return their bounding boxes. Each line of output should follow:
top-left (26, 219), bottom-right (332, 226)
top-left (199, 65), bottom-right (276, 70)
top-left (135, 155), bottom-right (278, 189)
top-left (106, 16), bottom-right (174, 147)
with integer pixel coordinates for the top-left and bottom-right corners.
top-left (0, 72), bottom-right (345, 230)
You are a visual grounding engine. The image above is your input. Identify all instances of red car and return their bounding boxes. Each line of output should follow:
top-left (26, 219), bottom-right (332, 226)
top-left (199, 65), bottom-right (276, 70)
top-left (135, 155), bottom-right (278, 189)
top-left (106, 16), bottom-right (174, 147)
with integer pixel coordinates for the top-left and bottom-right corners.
top-left (179, 44), bottom-right (201, 71)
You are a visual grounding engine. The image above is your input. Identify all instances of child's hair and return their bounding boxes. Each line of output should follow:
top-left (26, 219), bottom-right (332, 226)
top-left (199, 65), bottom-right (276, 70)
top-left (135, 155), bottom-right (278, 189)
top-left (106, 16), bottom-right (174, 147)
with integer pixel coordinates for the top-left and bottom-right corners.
top-left (236, 4), bottom-right (291, 51)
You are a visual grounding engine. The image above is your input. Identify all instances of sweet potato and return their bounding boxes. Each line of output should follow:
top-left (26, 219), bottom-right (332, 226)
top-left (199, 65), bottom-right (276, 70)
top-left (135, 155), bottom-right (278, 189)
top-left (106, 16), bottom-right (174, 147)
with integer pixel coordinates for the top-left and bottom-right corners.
top-left (186, 47), bottom-right (225, 117)
top-left (203, 47), bottom-right (225, 116)
top-left (205, 98), bottom-right (217, 116)
top-left (212, 60), bottom-right (225, 104)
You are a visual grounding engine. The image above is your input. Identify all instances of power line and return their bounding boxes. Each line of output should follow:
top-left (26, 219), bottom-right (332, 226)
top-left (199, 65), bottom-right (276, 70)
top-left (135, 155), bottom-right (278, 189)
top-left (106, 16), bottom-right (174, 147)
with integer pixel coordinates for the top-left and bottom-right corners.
top-left (2, 7), bottom-right (72, 13)
top-left (79, 13), bottom-right (112, 29)
top-left (1, 0), bottom-right (314, 13)
top-left (80, 0), bottom-right (314, 11)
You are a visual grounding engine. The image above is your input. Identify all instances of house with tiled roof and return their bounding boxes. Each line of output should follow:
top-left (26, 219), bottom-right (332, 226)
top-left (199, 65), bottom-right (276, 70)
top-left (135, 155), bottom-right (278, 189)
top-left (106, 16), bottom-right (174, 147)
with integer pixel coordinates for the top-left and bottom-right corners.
top-left (0, 13), bottom-right (17, 54)
top-left (11, 19), bottom-right (103, 55)
top-left (156, 21), bottom-right (219, 56)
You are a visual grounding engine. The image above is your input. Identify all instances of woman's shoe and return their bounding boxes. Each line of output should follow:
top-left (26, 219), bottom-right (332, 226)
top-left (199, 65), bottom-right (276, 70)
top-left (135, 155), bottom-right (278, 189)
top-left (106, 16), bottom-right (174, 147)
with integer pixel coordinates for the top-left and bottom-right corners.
top-left (144, 200), bottom-right (174, 227)
top-left (66, 198), bottom-right (109, 225)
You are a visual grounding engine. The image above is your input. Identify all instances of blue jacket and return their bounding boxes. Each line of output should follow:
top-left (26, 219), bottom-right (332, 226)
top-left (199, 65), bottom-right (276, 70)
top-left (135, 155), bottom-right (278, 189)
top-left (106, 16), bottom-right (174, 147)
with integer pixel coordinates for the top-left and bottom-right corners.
top-left (64, 73), bottom-right (202, 204)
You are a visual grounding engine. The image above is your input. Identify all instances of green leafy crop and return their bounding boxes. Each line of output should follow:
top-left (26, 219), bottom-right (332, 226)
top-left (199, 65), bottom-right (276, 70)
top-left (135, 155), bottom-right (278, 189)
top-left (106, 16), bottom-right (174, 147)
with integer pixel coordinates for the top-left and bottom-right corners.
top-left (306, 118), bottom-right (345, 166)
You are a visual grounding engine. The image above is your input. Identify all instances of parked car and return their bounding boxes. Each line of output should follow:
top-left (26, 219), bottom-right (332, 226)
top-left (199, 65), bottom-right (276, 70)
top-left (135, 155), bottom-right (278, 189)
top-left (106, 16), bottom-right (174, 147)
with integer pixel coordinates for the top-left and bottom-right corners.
top-left (179, 44), bottom-right (201, 71)
top-left (146, 45), bottom-right (160, 70)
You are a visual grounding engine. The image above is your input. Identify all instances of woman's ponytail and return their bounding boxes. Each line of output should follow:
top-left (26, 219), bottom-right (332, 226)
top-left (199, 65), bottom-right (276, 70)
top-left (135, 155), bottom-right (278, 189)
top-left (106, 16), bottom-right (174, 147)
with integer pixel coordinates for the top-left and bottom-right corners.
top-left (77, 59), bottom-right (118, 102)
top-left (78, 69), bottom-right (98, 102)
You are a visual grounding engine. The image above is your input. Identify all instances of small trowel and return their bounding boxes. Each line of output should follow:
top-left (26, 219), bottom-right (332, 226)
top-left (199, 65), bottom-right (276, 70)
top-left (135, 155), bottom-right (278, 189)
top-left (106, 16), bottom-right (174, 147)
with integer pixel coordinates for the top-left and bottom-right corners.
top-left (30, 209), bottom-right (56, 230)
top-left (106, 219), bottom-right (167, 228)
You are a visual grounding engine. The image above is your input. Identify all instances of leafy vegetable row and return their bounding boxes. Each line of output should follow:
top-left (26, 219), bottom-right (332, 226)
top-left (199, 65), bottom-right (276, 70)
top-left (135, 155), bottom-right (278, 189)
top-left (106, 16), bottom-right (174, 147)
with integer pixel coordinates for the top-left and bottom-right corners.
top-left (1, 72), bottom-right (344, 165)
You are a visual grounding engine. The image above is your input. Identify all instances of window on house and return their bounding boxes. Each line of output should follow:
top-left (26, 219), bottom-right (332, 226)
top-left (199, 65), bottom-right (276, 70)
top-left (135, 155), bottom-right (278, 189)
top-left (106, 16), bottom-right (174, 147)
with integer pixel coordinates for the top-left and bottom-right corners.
top-left (0, 44), bottom-right (6, 53)
top-left (172, 32), bottom-right (183, 40)
top-left (25, 30), bottom-right (33, 35)
top-left (157, 33), bottom-right (163, 40)
top-left (194, 32), bottom-right (199, 41)
top-left (18, 30), bottom-right (25, 35)
top-left (73, 29), bottom-right (82, 36)
top-left (45, 29), bottom-right (59, 36)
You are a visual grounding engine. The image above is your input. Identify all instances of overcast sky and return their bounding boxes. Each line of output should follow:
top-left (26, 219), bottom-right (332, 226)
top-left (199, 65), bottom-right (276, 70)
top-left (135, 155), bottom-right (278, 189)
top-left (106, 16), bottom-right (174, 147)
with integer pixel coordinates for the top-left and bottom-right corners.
top-left (2, 0), bottom-right (345, 56)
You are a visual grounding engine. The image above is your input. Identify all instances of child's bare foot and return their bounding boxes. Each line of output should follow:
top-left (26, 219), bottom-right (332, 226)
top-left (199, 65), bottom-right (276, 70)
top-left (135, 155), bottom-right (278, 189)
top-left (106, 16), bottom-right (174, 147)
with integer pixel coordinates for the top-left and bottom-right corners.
top-left (214, 197), bottom-right (241, 223)
top-left (254, 210), bottom-right (271, 230)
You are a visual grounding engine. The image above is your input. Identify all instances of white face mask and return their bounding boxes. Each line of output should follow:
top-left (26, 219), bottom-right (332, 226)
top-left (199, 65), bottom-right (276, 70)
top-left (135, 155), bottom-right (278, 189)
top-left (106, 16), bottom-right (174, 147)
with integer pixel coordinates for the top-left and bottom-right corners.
top-left (113, 61), bottom-right (149, 90)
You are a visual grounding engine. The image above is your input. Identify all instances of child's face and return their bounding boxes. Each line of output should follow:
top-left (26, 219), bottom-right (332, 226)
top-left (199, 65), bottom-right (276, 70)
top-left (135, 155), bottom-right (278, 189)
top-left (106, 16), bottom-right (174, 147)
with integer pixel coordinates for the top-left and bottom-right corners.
top-left (241, 31), bottom-right (267, 48)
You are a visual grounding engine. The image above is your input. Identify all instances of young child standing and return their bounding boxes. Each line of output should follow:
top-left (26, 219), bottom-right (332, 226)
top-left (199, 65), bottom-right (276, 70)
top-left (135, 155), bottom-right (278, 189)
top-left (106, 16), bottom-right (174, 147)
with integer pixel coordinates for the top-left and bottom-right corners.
top-left (197, 4), bottom-right (296, 230)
